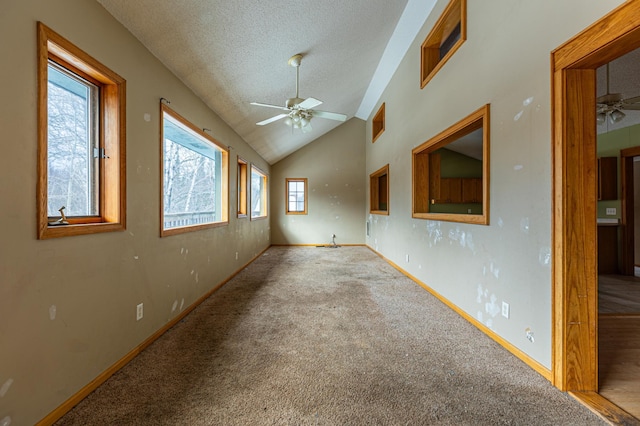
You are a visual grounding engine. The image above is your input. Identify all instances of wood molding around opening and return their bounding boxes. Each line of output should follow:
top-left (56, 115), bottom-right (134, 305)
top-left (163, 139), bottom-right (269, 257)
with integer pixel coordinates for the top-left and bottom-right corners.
top-left (551, 0), bottom-right (640, 393)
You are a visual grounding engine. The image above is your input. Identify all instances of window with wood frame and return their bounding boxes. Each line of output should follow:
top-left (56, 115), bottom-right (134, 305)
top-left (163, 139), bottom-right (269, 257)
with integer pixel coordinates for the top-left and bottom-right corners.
top-left (286, 178), bottom-right (308, 215)
top-left (420, 0), bottom-right (466, 88)
top-left (237, 157), bottom-right (248, 217)
top-left (372, 103), bottom-right (385, 143)
top-left (251, 165), bottom-right (268, 219)
top-left (370, 164), bottom-right (389, 215)
top-left (161, 104), bottom-right (229, 236)
top-left (37, 22), bottom-right (126, 239)
top-left (412, 104), bottom-right (489, 225)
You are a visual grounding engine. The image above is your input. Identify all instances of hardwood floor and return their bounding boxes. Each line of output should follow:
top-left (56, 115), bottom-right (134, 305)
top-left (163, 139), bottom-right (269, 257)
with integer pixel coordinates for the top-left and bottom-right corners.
top-left (598, 275), bottom-right (640, 420)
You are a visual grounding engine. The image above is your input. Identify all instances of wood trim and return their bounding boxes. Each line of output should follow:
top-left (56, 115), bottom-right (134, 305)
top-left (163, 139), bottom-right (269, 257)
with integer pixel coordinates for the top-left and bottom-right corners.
top-left (551, 1), bottom-right (640, 393)
top-left (237, 156), bottom-right (248, 217)
top-left (37, 246), bottom-right (271, 426)
top-left (250, 165), bottom-right (268, 220)
top-left (367, 245), bottom-right (552, 381)
top-left (569, 391), bottom-right (638, 426)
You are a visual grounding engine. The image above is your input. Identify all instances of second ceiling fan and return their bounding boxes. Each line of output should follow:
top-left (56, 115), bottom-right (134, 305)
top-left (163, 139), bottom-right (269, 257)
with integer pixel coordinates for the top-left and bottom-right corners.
top-left (250, 54), bottom-right (347, 133)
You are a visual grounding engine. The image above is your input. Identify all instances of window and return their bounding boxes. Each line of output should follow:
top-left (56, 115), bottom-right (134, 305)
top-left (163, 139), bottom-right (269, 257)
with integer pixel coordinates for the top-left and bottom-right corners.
top-left (237, 157), bottom-right (248, 217)
top-left (412, 104), bottom-right (489, 225)
top-left (161, 104), bottom-right (228, 236)
top-left (370, 165), bottom-right (390, 215)
top-left (420, 0), bottom-right (466, 88)
top-left (286, 178), bottom-right (308, 215)
top-left (37, 22), bottom-right (126, 239)
top-left (372, 103), bottom-right (385, 143)
top-left (251, 166), bottom-right (268, 219)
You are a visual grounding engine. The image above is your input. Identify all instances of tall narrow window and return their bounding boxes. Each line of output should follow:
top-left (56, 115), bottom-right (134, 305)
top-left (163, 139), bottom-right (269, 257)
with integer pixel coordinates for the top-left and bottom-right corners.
top-left (286, 178), bottom-right (308, 215)
top-left (37, 22), bottom-right (126, 239)
top-left (161, 104), bottom-right (228, 236)
top-left (251, 166), bottom-right (268, 219)
top-left (237, 157), bottom-right (248, 217)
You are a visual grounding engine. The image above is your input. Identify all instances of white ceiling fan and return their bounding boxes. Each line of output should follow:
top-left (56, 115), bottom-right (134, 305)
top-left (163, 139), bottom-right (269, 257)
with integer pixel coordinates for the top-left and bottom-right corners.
top-left (597, 62), bottom-right (640, 125)
top-left (250, 54), bottom-right (347, 133)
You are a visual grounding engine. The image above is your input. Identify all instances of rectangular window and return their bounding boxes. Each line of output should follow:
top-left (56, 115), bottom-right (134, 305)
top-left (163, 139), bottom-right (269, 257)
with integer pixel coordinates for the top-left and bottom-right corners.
top-left (286, 178), bottom-right (308, 214)
top-left (237, 157), bottom-right (248, 217)
top-left (251, 166), bottom-right (268, 219)
top-left (37, 22), bottom-right (126, 239)
top-left (161, 104), bottom-right (228, 236)
top-left (412, 104), bottom-right (489, 225)
top-left (370, 164), bottom-right (390, 215)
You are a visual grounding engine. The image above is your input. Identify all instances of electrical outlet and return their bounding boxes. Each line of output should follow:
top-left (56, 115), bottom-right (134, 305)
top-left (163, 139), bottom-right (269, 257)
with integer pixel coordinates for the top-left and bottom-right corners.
top-left (606, 207), bottom-right (617, 215)
top-left (136, 303), bottom-right (143, 321)
top-left (235, 252), bottom-right (238, 260)
top-left (501, 301), bottom-right (510, 319)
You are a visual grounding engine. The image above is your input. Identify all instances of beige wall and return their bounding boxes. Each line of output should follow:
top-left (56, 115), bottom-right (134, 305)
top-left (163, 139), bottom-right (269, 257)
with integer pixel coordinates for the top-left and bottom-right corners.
top-left (364, 0), bottom-right (624, 370)
top-left (271, 118), bottom-right (366, 245)
top-left (0, 1), bottom-right (270, 424)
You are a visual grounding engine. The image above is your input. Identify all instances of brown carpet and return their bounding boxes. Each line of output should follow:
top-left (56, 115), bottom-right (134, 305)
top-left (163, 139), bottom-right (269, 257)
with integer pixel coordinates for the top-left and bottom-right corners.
top-left (56, 246), bottom-right (604, 425)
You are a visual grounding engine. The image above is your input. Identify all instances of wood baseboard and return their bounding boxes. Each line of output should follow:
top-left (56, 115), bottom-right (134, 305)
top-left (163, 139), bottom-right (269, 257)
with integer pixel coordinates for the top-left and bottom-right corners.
top-left (367, 245), bottom-right (553, 381)
top-left (37, 246), bottom-right (270, 426)
top-left (569, 391), bottom-right (639, 425)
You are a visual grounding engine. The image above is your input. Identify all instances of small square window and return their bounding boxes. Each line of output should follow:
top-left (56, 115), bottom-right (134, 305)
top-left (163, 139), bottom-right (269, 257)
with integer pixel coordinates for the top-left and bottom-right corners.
top-left (420, 0), bottom-right (466, 88)
top-left (251, 166), bottom-right (268, 219)
top-left (37, 22), bottom-right (126, 239)
top-left (286, 178), bottom-right (308, 215)
top-left (370, 164), bottom-right (389, 215)
top-left (372, 103), bottom-right (385, 143)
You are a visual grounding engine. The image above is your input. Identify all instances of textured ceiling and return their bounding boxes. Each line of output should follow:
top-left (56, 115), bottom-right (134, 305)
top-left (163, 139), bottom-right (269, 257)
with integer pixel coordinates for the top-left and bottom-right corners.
top-left (97, 0), bottom-right (435, 164)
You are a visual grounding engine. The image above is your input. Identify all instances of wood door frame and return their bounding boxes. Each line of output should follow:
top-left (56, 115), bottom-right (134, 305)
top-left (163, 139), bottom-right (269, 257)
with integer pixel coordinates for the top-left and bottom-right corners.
top-left (621, 147), bottom-right (640, 276)
top-left (552, 1), bottom-right (640, 391)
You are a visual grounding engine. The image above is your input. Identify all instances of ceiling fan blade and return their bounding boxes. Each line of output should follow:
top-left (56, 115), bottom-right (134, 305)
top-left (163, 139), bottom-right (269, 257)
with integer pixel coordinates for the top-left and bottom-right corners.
top-left (257, 113), bottom-right (288, 126)
top-left (623, 95), bottom-right (640, 104)
top-left (312, 110), bottom-right (347, 122)
top-left (298, 97), bottom-right (322, 109)
top-left (250, 102), bottom-right (288, 111)
top-left (621, 104), bottom-right (640, 111)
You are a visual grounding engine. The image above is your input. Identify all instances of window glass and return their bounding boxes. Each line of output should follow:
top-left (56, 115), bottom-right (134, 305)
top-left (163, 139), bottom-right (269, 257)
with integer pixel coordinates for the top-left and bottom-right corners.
top-left (251, 166), bottom-right (267, 219)
top-left (47, 63), bottom-right (99, 217)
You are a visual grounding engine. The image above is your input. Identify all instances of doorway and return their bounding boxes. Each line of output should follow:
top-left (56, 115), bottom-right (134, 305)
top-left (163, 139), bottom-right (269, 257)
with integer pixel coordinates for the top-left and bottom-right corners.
top-left (552, 1), bottom-right (640, 422)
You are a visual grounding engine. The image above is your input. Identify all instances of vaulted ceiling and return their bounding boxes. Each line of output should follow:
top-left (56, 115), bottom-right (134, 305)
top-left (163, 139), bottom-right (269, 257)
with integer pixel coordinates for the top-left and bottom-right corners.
top-left (97, 0), bottom-right (437, 164)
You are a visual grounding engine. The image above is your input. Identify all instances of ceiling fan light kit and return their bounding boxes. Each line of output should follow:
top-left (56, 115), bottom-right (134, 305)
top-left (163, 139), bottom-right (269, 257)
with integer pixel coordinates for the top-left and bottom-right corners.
top-left (250, 54), bottom-right (347, 132)
top-left (596, 62), bottom-right (640, 126)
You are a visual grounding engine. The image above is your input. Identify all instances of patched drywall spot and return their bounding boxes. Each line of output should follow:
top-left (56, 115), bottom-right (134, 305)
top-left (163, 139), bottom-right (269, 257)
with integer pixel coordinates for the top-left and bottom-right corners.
top-left (514, 110), bottom-right (524, 121)
top-left (171, 300), bottom-right (178, 313)
top-left (520, 217), bottom-right (530, 234)
top-left (180, 298), bottom-right (185, 311)
top-left (0, 378), bottom-right (14, 397)
top-left (49, 305), bottom-right (56, 320)
top-left (538, 247), bottom-right (551, 267)
top-left (133, 255), bottom-right (139, 260)
top-left (195, 272), bottom-right (199, 283)
top-left (486, 294), bottom-right (501, 317)
top-left (426, 221), bottom-right (443, 247)
top-left (514, 164), bottom-right (523, 171)
top-left (335, 215), bottom-right (340, 220)
top-left (129, 232), bottom-right (135, 237)
top-left (0, 415), bottom-right (11, 426)
top-left (144, 113), bottom-right (151, 122)
top-left (523, 96), bottom-right (534, 106)
top-left (497, 217), bottom-right (504, 228)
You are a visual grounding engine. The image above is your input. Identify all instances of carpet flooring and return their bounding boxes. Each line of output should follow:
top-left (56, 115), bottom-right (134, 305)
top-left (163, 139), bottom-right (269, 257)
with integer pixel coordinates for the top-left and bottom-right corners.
top-left (56, 246), bottom-right (605, 425)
